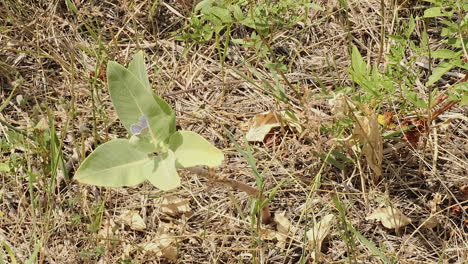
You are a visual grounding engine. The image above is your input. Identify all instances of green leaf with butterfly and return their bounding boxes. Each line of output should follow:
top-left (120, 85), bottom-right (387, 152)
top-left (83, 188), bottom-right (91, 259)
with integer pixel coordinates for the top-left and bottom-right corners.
top-left (74, 51), bottom-right (224, 190)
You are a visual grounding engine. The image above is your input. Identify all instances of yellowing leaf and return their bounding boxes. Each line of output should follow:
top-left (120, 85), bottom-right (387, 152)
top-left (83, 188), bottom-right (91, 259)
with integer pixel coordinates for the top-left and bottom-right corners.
top-left (366, 207), bottom-right (411, 229)
top-left (118, 210), bottom-right (146, 231)
top-left (159, 196), bottom-right (191, 216)
top-left (306, 214), bottom-right (334, 259)
top-left (169, 130), bottom-right (224, 168)
top-left (352, 112), bottom-right (383, 180)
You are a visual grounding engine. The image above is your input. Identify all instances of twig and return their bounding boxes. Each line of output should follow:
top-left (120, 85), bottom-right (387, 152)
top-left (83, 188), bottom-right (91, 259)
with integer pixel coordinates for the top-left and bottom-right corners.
top-left (186, 166), bottom-right (272, 224)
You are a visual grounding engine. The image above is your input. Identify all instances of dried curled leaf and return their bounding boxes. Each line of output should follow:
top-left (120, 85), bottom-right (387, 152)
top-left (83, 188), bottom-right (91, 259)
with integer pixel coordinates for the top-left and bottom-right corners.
top-left (260, 228), bottom-right (288, 248)
top-left (306, 214), bottom-right (335, 259)
top-left (118, 210), bottom-right (146, 231)
top-left (246, 111), bottom-right (281, 142)
top-left (377, 112), bottom-right (396, 128)
top-left (274, 212), bottom-right (293, 234)
top-left (245, 111), bottom-right (302, 142)
top-left (159, 196), bottom-right (191, 216)
top-left (139, 233), bottom-right (178, 261)
top-left (366, 207), bottom-right (411, 229)
top-left (420, 215), bottom-right (439, 229)
top-left (97, 219), bottom-right (117, 241)
top-left (328, 93), bottom-right (356, 118)
top-left (352, 111), bottom-right (383, 180)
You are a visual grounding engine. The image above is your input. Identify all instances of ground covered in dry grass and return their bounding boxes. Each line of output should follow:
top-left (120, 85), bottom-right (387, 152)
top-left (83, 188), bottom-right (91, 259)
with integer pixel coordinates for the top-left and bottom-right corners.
top-left (0, 0), bottom-right (467, 263)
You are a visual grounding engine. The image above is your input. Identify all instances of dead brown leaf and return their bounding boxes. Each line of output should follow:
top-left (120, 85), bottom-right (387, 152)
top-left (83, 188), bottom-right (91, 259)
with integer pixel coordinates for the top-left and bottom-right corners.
top-left (159, 196), bottom-right (191, 216)
top-left (366, 207), bottom-right (412, 229)
top-left (118, 210), bottom-right (146, 231)
top-left (352, 111), bottom-right (383, 180)
top-left (274, 212), bottom-right (293, 234)
top-left (139, 233), bottom-right (178, 261)
top-left (306, 214), bottom-right (334, 260)
top-left (328, 93), bottom-right (356, 118)
top-left (245, 111), bottom-right (302, 142)
top-left (246, 111), bottom-right (281, 142)
top-left (260, 228), bottom-right (288, 249)
top-left (420, 215), bottom-right (439, 229)
top-left (429, 193), bottom-right (443, 213)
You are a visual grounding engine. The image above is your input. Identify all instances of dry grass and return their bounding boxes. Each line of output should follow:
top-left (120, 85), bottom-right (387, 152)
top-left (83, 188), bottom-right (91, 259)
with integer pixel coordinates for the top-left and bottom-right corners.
top-left (1, 0), bottom-right (467, 263)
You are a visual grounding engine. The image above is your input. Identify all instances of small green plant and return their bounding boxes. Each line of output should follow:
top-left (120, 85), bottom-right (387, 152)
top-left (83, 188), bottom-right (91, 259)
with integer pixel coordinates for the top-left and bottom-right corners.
top-left (74, 51), bottom-right (224, 190)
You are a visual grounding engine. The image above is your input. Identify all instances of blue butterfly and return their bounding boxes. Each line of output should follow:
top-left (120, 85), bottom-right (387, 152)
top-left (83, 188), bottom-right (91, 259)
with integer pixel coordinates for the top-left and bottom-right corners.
top-left (130, 115), bottom-right (149, 135)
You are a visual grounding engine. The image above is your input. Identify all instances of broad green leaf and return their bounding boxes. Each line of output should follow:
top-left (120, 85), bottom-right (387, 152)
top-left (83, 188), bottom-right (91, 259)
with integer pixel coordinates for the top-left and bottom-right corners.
top-left (74, 139), bottom-right (150, 187)
top-left (423, 7), bottom-right (444, 18)
top-left (426, 61), bottom-right (454, 86)
top-left (128, 51), bottom-right (151, 92)
top-left (129, 135), bottom-right (158, 153)
top-left (146, 150), bottom-right (180, 190)
top-left (107, 61), bottom-right (176, 144)
top-left (350, 47), bottom-right (381, 97)
top-left (169, 131), bottom-right (224, 168)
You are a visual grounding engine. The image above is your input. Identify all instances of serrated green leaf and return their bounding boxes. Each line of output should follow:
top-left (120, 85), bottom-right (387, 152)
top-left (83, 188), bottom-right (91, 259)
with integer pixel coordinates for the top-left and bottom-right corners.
top-left (453, 82), bottom-right (468, 92)
top-left (146, 150), bottom-right (180, 190)
top-left (169, 131), bottom-right (224, 168)
top-left (404, 86), bottom-right (428, 108)
top-left (426, 61), bottom-right (454, 86)
top-left (304, 3), bottom-right (324, 11)
top-left (107, 61), bottom-right (176, 144)
top-left (195, 0), bottom-right (213, 12)
top-left (405, 16), bottom-right (416, 38)
top-left (210, 7), bottom-right (233, 23)
top-left (452, 82), bottom-right (468, 106)
top-left (231, 4), bottom-right (243, 21)
top-left (351, 46), bottom-right (368, 76)
top-left (431, 49), bottom-right (461, 59)
top-left (460, 93), bottom-right (468, 106)
top-left (0, 163), bottom-right (9, 172)
top-left (74, 139), bottom-right (150, 187)
top-left (128, 51), bottom-right (151, 92)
